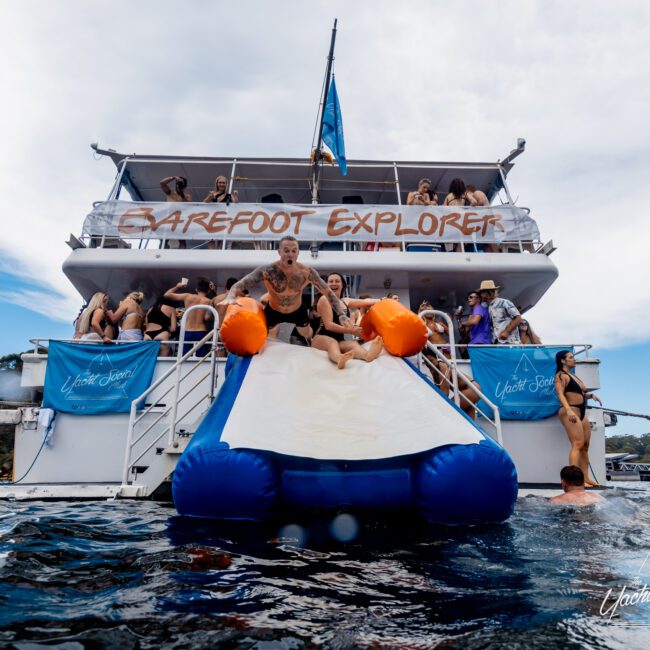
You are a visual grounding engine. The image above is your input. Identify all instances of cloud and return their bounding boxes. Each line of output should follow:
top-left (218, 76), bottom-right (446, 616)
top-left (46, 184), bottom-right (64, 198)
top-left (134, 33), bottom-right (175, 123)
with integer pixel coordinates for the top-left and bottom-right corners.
top-left (0, 0), bottom-right (649, 350)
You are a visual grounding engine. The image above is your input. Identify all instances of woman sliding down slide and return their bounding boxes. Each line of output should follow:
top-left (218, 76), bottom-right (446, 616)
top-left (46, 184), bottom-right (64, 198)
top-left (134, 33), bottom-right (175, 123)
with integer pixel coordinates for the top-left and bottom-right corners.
top-left (312, 272), bottom-right (383, 369)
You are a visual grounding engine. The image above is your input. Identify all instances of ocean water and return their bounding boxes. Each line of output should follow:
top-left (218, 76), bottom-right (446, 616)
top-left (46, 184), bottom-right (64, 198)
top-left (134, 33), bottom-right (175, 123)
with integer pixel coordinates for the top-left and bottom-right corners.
top-left (0, 484), bottom-right (649, 649)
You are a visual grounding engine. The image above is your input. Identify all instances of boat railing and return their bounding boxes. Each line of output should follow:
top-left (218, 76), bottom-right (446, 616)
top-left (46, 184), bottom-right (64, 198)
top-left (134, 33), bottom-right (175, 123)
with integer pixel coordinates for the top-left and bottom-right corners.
top-left (77, 232), bottom-right (548, 255)
top-left (76, 198), bottom-right (550, 256)
top-left (122, 305), bottom-right (220, 485)
top-left (447, 343), bottom-right (593, 358)
top-left (418, 310), bottom-right (503, 444)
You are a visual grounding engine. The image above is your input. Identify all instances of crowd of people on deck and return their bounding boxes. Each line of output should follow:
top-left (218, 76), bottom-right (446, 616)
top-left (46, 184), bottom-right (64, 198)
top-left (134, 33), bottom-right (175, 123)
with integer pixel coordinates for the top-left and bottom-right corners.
top-left (72, 275), bottom-right (541, 360)
top-left (75, 211), bottom-right (602, 496)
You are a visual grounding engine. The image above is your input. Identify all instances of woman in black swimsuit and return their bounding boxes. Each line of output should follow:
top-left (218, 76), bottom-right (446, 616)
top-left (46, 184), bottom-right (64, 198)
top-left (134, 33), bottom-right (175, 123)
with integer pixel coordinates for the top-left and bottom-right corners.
top-left (312, 272), bottom-right (383, 369)
top-left (144, 296), bottom-right (177, 356)
top-left (554, 350), bottom-right (603, 487)
top-left (203, 176), bottom-right (239, 204)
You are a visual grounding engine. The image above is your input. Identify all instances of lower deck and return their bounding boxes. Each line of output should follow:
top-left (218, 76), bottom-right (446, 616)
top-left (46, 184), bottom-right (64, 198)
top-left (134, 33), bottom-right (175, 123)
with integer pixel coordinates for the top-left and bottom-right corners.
top-left (2, 346), bottom-right (606, 500)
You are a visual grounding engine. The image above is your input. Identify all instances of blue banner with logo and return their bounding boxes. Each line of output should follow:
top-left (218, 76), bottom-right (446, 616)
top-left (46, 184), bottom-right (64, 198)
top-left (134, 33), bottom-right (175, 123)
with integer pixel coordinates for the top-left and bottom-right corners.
top-left (43, 341), bottom-right (160, 414)
top-left (468, 346), bottom-right (570, 420)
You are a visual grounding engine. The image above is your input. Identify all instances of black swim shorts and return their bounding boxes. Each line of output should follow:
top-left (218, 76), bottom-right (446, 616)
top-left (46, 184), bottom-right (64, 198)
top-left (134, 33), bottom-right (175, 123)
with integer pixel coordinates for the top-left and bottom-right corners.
top-left (264, 302), bottom-right (310, 329)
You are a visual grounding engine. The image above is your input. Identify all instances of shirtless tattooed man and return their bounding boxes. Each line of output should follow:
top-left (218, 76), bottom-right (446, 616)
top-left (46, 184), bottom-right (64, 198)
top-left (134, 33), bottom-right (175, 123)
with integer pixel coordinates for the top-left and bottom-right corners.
top-left (220, 236), bottom-right (352, 351)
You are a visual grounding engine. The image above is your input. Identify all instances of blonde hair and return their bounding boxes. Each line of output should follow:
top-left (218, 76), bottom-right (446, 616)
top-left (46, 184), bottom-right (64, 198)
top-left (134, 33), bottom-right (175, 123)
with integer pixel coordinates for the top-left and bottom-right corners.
top-left (213, 176), bottom-right (228, 192)
top-left (79, 292), bottom-right (107, 334)
top-left (127, 291), bottom-right (144, 304)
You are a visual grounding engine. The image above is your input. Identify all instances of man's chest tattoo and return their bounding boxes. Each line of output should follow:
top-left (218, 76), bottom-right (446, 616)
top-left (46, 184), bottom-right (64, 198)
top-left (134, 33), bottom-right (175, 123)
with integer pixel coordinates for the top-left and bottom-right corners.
top-left (288, 273), bottom-right (307, 292)
top-left (265, 266), bottom-right (287, 292)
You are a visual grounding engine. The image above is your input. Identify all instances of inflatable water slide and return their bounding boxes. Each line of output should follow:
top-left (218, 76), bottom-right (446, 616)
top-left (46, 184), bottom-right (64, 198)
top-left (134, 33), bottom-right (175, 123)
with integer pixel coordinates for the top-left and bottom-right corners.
top-left (172, 338), bottom-right (518, 525)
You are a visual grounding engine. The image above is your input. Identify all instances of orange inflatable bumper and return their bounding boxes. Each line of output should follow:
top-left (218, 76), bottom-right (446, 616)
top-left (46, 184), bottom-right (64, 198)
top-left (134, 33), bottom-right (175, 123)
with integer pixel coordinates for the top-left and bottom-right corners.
top-left (361, 299), bottom-right (428, 357)
top-left (220, 297), bottom-right (268, 356)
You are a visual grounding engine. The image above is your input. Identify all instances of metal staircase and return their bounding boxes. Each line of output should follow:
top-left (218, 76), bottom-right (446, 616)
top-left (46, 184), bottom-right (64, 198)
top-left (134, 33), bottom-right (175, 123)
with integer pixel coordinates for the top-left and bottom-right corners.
top-left (119, 305), bottom-right (221, 497)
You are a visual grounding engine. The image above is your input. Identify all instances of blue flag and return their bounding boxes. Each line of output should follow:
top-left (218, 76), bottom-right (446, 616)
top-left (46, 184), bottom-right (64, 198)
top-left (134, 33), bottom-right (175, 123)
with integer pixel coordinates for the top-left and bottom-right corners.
top-left (468, 346), bottom-right (569, 420)
top-left (322, 78), bottom-right (347, 176)
top-left (43, 340), bottom-right (160, 414)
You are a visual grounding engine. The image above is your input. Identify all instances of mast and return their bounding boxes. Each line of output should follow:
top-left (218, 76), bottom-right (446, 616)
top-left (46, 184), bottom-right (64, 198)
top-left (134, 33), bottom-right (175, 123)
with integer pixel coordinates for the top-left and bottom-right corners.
top-left (311, 18), bottom-right (338, 205)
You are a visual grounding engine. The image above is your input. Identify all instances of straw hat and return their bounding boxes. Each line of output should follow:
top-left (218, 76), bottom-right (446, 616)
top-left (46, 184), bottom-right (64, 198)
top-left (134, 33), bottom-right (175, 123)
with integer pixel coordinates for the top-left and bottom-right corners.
top-left (476, 280), bottom-right (500, 292)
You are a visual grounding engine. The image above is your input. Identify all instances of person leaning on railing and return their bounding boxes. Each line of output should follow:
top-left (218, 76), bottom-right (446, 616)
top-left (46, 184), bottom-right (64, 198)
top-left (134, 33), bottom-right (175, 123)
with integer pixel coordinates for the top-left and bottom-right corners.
top-left (111, 291), bottom-right (145, 342)
top-left (419, 301), bottom-right (450, 394)
top-left (518, 319), bottom-right (542, 344)
top-left (407, 178), bottom-right (438, 206)
top-left (77, 292), bottom-right (114, 343)
top-left (203, 176), bottom-right (239, 204)
top-left (164, 277), bottom-right (215, 357)
top-left (144, 295), bottom-right (177, 357)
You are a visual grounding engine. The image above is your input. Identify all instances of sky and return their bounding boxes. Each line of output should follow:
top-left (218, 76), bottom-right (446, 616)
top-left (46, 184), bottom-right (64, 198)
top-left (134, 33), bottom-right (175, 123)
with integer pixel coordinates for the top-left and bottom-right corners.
top-left (0, 0), bottom-right (649, 434)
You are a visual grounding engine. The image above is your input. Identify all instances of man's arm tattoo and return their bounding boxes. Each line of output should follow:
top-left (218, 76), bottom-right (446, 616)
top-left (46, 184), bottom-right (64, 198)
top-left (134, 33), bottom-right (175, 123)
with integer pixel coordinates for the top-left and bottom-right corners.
top-left (227, 266), bottom-right (266, 299)
top-left (308, 269), bottom-right (348, 322)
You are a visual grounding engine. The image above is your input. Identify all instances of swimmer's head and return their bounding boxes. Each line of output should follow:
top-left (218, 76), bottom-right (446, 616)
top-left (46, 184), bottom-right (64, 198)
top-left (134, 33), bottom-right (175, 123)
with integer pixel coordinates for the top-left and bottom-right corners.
top-left (560, 465), bottom-right (584, 488)
top-left (278, 236), bottom-right (299, 266)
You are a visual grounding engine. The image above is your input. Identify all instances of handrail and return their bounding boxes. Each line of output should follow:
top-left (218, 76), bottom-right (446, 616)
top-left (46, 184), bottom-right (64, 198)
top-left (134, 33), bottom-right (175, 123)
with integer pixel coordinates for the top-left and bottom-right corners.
top-left (122, 307), bottom-right (220, 485)
top-left (420, 345), bottom-right (503, 445)
top-left (419, 309), bottom-right (459, 406)
top-left (418, 309), bottom-right (503, 445)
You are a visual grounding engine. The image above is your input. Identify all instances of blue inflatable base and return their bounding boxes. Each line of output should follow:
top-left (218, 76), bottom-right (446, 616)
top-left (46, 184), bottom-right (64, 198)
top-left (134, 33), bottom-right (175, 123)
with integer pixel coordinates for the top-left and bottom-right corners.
top-left (172, 354), bottom-right (518, 525)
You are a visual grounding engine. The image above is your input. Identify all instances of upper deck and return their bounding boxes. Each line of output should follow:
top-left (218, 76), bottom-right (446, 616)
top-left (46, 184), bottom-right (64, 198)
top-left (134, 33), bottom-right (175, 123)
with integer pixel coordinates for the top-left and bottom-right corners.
top-left (64, 142), bottom-right (558, 312)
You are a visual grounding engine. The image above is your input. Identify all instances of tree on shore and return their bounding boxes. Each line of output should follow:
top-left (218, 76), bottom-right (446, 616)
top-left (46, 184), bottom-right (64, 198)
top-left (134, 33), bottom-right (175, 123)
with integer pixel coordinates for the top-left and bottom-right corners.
top-left (606, 433), bottom-right (650, 462)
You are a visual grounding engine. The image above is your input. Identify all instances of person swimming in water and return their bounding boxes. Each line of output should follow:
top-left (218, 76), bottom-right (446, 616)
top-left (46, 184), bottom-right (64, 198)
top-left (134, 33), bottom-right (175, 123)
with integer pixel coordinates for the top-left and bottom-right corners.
top-left (549, 465), bottom-right (605, 505)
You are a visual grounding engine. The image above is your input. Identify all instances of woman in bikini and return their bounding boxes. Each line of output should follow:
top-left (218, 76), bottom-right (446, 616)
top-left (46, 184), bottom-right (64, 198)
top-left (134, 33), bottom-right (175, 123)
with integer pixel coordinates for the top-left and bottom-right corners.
top-left (312, 272), bottom-right (384, 369)
top-left (112, 291), bottom-right (145, 341)
top-left (78, 292), bottom-right (113, 343)
top-left (144, 296), bottom-right (178, 356)
top-left (419, 301), bottom-right (451, 394)
top-left (443, 178), bottom-right (479, 207)
top-left (554, 350), bottom-right (603, 487)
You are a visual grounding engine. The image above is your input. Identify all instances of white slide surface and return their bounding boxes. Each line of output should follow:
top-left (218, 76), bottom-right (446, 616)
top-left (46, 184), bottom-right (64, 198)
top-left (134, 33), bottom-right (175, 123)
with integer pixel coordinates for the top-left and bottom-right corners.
top-left (220, 340), bottom-right (485, 460)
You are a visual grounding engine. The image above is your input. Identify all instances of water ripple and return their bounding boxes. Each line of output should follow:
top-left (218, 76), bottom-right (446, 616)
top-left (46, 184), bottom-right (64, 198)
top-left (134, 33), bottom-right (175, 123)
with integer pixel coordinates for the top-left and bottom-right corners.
top-left (0, 485), bottom-right (648, 647)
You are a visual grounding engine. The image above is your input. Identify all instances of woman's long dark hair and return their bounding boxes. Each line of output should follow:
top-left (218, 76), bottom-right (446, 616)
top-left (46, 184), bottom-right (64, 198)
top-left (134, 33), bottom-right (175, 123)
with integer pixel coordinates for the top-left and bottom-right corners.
top-left (449, 178), bottom-right (466, 198)
top-left (555, 349), bottom-right (571, 373)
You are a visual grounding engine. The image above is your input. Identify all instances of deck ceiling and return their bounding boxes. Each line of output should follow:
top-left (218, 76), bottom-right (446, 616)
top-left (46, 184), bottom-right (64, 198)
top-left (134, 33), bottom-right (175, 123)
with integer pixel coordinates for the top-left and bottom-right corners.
top-left (63, 248), bottom-right (557, 316)
top-left (116, 156), bottom-right (507, 206)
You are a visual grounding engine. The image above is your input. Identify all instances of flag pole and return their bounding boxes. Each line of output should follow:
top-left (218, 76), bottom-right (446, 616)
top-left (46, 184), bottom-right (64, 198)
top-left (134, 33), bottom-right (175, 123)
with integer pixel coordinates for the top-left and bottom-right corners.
top-left (311, 18), bottom-right (338, 205)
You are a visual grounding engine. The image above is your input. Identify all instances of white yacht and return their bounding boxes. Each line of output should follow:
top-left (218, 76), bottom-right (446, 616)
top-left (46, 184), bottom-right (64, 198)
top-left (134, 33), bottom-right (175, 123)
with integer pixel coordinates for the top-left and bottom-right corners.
top-left (0, 140), bottom-right (607, 514)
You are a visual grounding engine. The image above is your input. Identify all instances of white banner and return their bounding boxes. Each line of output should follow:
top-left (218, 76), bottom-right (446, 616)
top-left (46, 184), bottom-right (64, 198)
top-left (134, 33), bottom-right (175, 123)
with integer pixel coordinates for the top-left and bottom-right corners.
top-left (83, 201), bottom-right (540, 243)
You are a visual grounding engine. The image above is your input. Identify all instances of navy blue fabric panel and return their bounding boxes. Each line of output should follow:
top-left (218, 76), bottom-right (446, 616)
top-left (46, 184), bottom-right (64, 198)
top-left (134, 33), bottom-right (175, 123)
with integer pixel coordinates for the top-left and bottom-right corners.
top-left (281, 467), bottom-right (412, 510)
top-left (173, 448), bottom-right (278, 521)
top-left (414, 443), bottom-right (518, 525)
top-left (173, 354), bottom-right (257, 516)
